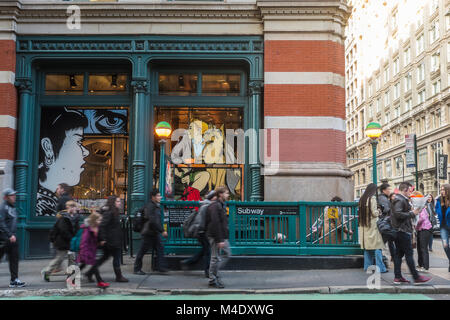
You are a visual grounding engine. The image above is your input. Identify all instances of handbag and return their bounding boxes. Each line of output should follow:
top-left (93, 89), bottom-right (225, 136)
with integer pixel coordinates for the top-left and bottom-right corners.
top-left (377, 215), bottom-right (397, 241)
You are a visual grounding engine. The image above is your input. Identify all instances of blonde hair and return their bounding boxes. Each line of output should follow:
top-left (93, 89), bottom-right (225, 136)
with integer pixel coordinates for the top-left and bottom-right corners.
top-left (87, 212), bottom-right (101, 227)
top-left (66, 200), bottom-right (79, 209)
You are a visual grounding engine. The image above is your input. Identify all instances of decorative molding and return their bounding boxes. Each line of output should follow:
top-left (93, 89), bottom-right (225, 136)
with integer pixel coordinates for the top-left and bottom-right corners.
top-left (14, 78), bottom-right (32, 93)
top-left (248, 80), bottom-right (263, 95)
top-left (131, 80), bottom-right (148, 94)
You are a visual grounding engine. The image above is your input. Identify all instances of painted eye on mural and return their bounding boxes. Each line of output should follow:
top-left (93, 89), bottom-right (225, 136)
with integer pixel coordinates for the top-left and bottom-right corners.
top-left (93, 110), bottom-right (127, 134)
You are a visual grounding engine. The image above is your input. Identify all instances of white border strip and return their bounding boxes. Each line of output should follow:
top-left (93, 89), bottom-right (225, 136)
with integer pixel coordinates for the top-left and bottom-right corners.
top-left (0, 115), bottom-right (17, 130)
top-left (0, 71), bottom-right (15, 84)
top-left (265, 72), bottom-right (344, 88)
top-left (265, 116), bottom-right (345, 132)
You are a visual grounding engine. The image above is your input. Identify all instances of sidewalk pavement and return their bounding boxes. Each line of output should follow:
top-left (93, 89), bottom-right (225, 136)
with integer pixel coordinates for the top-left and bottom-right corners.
top-left (0, 239), bottom-right (449, 297)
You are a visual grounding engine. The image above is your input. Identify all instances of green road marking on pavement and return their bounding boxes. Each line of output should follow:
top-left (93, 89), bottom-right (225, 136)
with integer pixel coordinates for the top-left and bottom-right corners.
top-left (0, 293), bottom-right (433, 300)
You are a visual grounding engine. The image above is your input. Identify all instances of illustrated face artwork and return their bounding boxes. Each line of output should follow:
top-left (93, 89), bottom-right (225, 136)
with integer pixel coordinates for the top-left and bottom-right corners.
top-left (45, 128), bottom-right (89, 186)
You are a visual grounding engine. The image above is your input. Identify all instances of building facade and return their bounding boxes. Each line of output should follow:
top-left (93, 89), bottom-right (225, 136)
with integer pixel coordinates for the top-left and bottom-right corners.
top-left (346, 0), bottom-right (450, 199)
top-left (0, 0), bottom-right (351, 258)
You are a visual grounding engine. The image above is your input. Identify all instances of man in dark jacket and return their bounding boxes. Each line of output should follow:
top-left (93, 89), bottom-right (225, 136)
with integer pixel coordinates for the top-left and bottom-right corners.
top-left (391, 182), bottom-right (431, 285)
top-left (0, 188), bottom-right (25, 287)
top-left (56, 183), bottom-right (73, 212)
top-left (205, 187), bottom-right (231, 288)
top-left (378, 183), bottom-right (396, 266)
top-left (134, 190), bottom-right (169, 275)
top-left (42, 200), bottom-right (79, 281)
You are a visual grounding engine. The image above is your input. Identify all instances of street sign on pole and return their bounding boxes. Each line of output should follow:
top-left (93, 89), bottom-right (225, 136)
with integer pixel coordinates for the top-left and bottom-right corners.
top-left (438, 154), bottom-right (448, 180)
top-left (405, 134), bottom-right (416, 168)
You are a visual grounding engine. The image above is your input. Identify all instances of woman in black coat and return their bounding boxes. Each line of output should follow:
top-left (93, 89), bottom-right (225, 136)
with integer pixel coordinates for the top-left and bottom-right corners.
top-left (86, 196), bottom-right (128, 283)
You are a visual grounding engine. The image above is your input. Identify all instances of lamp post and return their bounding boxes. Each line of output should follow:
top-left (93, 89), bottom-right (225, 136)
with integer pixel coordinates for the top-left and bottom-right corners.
top-left (365, 122), bottom-right (382, 184)
top-left (155, 121), bottom-right (172, 200)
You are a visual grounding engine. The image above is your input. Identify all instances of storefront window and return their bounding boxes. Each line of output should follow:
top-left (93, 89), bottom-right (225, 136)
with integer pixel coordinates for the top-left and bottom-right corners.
top-left (45, 74), bottom-right (84, 95)
top-left (202, 74), bottom-right (240, 96)
top-left (88, 74), bottom-right (127, 95)
top-left (155, 107), bottom-right (244, 200)
top-left (158, 74), bottom-right (198, 96)
top-left (36, 107), bottom-right (129, 216)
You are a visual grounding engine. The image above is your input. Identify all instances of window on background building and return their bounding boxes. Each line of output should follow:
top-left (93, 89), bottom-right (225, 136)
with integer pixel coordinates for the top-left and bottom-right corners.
top-left (416, 34), bottom-right (425, 56)
top-left (404, 47), bottom-right (411, 65)
top-left (418, 89), bottom-right (426, 104)
top-left (385, 160), bottom-right (392, 178)
top-left (395, 156), bottom-right (404, 177)
top-left (368, 165), bottom-right (373, 182)
top-left (384, 91), bottom-right (390, 106)
top-left (405, 72), bottom-right (412, 92)
top-left (405, 98), bottom-right (412, 111)
top-left (417, 13), bottom-right (423, 29)
top-left (377, 165), bottom-right (382, 182)
top-left (422, 117), bottom-right (427, 133)
top-left (431, 52), bottom-right (440, 73)
top-left (394, 82), bottom-right (400, 100)
top-left (377, 98), bottom-right (381, 113)
top-left (430, 20), bottom-right (440, 44)
top-left (368, 82), bottom-right (373, 97)
top-left (376, 76), bottom-right (381, 90)
top-left (384, 67), bottom-right (390, 83)
top-left (432, 80), bottom-right (441, 95)
top-left (436, 109), bottom-right (442, 127)
top-left (430, 0), bottom-right (439, 13)
top-left (385, 112), bottom-right (391, 124)
top-left (416, 119), bottom-right (421, 134)
top-left (393, 57), bottom-right (400, 75)
top-left (418, 148), bottom-right (428, 170)
top-left (432, 141), bottom-right (444, 167)
top-left (394, 106), bottom-right (400, 118)
top-left (368, 104), bottom-right (373, 118)
top-left (417, 63), bottom-right (425, 83)
top-left (447, 15), bottom-right (450, 31)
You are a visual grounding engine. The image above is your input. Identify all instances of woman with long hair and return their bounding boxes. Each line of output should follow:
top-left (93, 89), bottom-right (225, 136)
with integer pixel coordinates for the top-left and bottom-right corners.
top-left (415, 192), bottom-right (434, 272)
top-left (85, 196), bottom-right (128, 283)
top-left (426, 194), bottom-right (436, 252)
top-left (436, 184), bottom-right (450, 271)
top-left (358, 183), bottom-right (387, 273)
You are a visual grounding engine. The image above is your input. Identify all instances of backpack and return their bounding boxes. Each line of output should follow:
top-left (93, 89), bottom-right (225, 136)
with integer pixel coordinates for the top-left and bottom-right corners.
top-left (182, 209), bottom-right (198, 238)
top-left (132, 207), bottom-right (146, 233)
top-left (375, 193), bottom-right (397, 241)
top-left (70, 228), bottom-right (84, 253)
top-left (189, 202), bottom-right (210, 238)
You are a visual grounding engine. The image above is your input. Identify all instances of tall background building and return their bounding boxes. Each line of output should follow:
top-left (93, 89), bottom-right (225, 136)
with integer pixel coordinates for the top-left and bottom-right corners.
top-left (345, 0), bottom-right (450, 198)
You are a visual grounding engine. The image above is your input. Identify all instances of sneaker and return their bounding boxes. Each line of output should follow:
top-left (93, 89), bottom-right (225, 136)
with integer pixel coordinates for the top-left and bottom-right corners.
top-left (208, 280), bottom-right (224, 289)
top-left (204, 270), bottom-right (210, 279)
top-left (97, 281), bottom-right (110, 288)
top-left (133, 270), bottom-right (146, 275)
top-left (9, 279), bottom-right (26, 288)
top-left (43, 272), bottom-right (50, 282)
top-left (393, 277), bottom-right (411, 285)
top-left (414, 275), bottom-right (432, 285)
top-left (416, 267), bottom-right (425, 272)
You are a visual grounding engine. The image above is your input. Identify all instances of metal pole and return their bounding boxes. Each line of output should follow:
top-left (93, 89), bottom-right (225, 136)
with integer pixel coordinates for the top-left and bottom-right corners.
top-left (372, 140), bottom-right (378, 184)
top-left (159, 139), bottom-right (166, 200)
top-left (414, 134), bottom-right (419, 188)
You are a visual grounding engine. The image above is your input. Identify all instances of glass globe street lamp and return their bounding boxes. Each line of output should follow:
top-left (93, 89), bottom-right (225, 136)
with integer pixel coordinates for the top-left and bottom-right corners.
top-left (365, 122), bottom-right (382, 184)
top-left (155, 121), bottom-right (172, 200)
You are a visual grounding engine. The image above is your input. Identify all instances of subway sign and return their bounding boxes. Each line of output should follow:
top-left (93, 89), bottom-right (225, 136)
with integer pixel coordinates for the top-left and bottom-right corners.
top-left (236, 206), bottom-right (298, 216)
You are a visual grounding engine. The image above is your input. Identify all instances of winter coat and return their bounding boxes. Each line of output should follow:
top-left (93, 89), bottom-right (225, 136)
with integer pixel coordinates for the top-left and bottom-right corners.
top-left (76, 224), bottom-right (99, 265)
top-left (50, 212), bottom-right (75, 250)
top-left (98, 206), bottom-right (123, 249)
top-left (436, 197), bottom-right (450, 228)
top-left (205, 200), bottom-right (229, 243)
top-left (378, 193), bottom-right (392, 217)
top-left (0, 200), bottom-right (17, 241)
top-left (56, 193), bottom-right (73, 212)
top-left (141, 200), bottom-right (164, 237)
top-left (391, 193), bottom-right (416, 233)
top-left (358, 196), bottom-right (384, 250)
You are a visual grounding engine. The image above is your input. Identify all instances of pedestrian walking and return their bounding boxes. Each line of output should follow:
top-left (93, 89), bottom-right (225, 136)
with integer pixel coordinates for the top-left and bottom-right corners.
top-left (425, 194), bottom-right (437, 252)
top-left (205, 187), bottom-right (231, 288)
top-left (0, 188), bottom-right (25, 288)
top-left (85, 196), bottom-right (129, 283)
top-left (415, 193), bottom-right (434, 272)
top-left (436, 184), bottom-right (450, 272)
top-left (77, 212), bottom-right (109, 288)
top-left (391, 182), bottom-right (431, 285)
top-left (134, 190), bottom-right (169, 275)
top-left (358, 183), bottom-right (387, 273)
top-left (378, 183), bottom-right (396, 267)
top-left (180, 190), bottom-right (216, 278)
top-left (42, 200), bottom-right (80, 281)
top-left (56, 183), bottom-right (73, 212)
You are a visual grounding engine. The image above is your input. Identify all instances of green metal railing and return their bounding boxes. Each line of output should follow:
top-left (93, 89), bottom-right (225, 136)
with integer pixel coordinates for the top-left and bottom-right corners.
top-left (155, 200), bottom-right (362, 256)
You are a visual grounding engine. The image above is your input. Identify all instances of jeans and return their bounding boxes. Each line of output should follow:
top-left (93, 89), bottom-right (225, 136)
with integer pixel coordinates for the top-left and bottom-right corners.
top-left (208, 238), bottom-right (231, 283)
top-left (417, 229), bottom-right (432, 270)
top-left (440, 225), bottom-right (450, 263)
top-left (393, 231), bottom-right (419, 280)
top-left (363, 249), bottom-right (386, 273)
top-left (0, 241), bottom-right (19, 281)
top-left (134, 234), bottom-right (167, 272)
top-left (183, 233), bottom-right (211, 272)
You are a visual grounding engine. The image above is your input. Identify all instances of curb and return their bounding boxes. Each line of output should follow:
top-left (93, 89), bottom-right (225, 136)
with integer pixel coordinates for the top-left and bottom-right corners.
top-left (1, 285), bottom-right (450, 297)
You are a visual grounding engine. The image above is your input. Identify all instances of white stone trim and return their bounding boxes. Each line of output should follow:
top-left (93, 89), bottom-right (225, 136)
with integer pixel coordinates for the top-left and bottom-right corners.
top-left (264, 32), bottom-right (343, 44)
top-left (0, 115), bottom-right (17, 130)
top-left (264, 116), bottom-right (345, 132)
top-left (264, 72), bottom-right (344, 87)
top-left (0, 160), bottom-right (15, 192)
top-left (0, 71), bottom-right (15, 84)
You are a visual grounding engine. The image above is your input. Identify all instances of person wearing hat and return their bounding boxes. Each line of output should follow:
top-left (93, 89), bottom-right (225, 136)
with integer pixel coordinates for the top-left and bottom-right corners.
top-left (0, 188), bottom-right (25, 287)
top-left (180, 190), bottom-right (217, 278)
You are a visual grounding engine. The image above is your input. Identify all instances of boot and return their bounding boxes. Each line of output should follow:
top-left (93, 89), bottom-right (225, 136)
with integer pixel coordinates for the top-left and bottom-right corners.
top-left (114, 267), bottom-right (129, 283)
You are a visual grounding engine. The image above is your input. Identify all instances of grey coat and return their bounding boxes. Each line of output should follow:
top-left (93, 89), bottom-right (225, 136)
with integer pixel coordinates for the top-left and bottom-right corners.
top-left (0, 201), bottom-right (17, 240)
top-left (378, 193), bottom-right (392, 217)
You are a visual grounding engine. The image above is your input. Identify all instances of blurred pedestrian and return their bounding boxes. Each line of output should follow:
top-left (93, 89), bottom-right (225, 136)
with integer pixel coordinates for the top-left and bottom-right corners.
top-left (77, 212), bottom-right (109, 288)
top-left (378, 183), bottom-right (396, 267)
top-left (56, 183), bottom-right (73, 212)
top-left (0, 188), bottom-right (25, 288)
top-left (180, 190), bottom-right (216, 278)
top-left (206, 187), bottom-right (231, 288)
top-left (358, 183), bottom-right (387, 273)
top-left (415, 193), bottom-right (434, 272)
top-left (134, 190), bottom-right (169, 275)
top-left (436, 184), bottom-right (450, 272)
top-left (425, 194), bottom-right (437, 252)
top-left (86, 196), bottom-right (128, 283)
